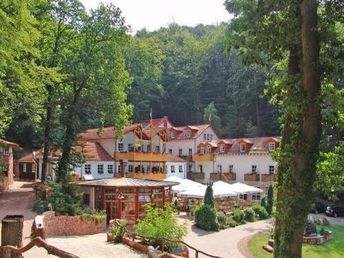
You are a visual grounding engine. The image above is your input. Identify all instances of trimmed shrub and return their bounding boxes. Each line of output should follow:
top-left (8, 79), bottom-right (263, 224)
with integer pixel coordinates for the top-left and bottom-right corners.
top-left (204, 185), bottom-right (215, 208)
top-left (195, 204), bottom-right (219, 231)
top-left (252, 204), bottom-right (269, 219)
top-left (227, 216), bottom-right (237, 227)
top-left (232, 209), bottom-right (245, 223)
top-left (244, 208), bottom-right (255, 222)
top-left (216, 212), bottom-right (237, 229)
top-left (32, 200), bottom-right (51, 214)
top-left (266, 185), bottom-right (273, 215)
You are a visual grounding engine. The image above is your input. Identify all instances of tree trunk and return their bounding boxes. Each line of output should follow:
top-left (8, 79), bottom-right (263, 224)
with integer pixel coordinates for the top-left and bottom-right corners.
top-left (274, 1), bottom-right (321, 257)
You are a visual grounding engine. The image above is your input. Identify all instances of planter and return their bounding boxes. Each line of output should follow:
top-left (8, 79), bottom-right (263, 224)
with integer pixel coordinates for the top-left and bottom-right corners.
top-left (107, 232), bottom-right (114, 242)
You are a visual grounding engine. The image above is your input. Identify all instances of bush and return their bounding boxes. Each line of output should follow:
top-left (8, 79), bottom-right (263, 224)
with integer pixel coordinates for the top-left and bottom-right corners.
top-left (80, 210), bottom-right (106, 225)
top-left (244, 208), bottom-right (255, 222)
top-left (252, 205), bottom-right (269, 219)
top-left (135, 203), bottom-right (187, 249)
top-left (266, 185), bottom-right (273, 215)
top-left (232, 209), bottom-right (245, 223)
top-left (32, 200), bottom-right (51, 214)
top-left (109, 219), bottom-right (127, 243)
top-left (204, 185), bottom-right (215, 208)
top-left (195, 204), bottom-right (219, 231)
top-left (217, 212), bottom-right (237, 229)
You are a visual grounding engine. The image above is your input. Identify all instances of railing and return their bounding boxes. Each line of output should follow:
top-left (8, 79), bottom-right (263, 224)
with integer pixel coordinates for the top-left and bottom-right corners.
top-left (210, 172), bottom-right (236, 181)
top-left (124, 230), bottom-right (221, 258)
top-left (192, 153), bottom-right (214, 161)
top-left (261, 174), bottom-right (274, 182)
top-left (244, 173), bottom-right (260, 182)
top-left (114, 152), bottom-right (168, 162)
top-left (188, 172), bottom-right (205, 180)
top-left (0, 237), bottom-right (79, 258)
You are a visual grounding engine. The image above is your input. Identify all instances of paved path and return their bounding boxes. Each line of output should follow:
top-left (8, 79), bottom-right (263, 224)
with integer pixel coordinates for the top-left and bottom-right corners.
top-left (179, 214), bottom-right (272, 258)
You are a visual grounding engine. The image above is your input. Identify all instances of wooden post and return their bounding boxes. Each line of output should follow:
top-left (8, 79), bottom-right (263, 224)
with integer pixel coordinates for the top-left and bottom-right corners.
top-left (1, 215), bottom-right (24, 258)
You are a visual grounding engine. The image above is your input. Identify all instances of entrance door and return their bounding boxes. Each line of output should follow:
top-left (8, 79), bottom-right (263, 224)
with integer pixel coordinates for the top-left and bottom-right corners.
top-left (104, 188), bottom-right (121, 222)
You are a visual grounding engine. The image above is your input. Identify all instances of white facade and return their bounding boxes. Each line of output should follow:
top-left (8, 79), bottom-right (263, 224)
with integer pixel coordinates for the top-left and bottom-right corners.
top-left (166, 161), bottom-right (187, 179)
top-left (74, 161), bottom-right (115, 180)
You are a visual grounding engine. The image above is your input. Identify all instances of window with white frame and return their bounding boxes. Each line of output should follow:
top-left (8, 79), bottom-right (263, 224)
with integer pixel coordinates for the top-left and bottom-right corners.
top-left (23, 163), bottom-right (27, 173)
top-left (252, 192), bottom-right (261, 200)
top-left (229, 165), bottom-right (234, 173)
top-left (203, 134), bottom-right (207, 140)
top-left (219, 145), bottom-right (225, 153)
top-left (107, 164), bottom-right (113, 173)
top-left (239, 194), bottom-right (248, 200)
top-left (269, 165), bottom-right (275, 174)
top-left (155, 145), bottom-right (160, 153)
top-left (169, 149), bottom-right (172, 154)
top-left (128, 143), bottom-right (134, 152)
top-left (98, 164), bottom-right (104, 174)
top-left (147, 144), bottom-right (151, 152)
top-left (179, 165), bottom-right (183, 173)
top-left (171, 165), bottom-right (175, 173)
top-left (128, 165), bottom-right (133, 173)
top-left (200, 147), bottom-right (205, 154)
top-left (118, 143), bottom-right (124, 152)
top-left (85, 164), bottom-right (91, 174)
top-left (240, 144), bottom-right (246, 152)
top-left (178, 149), bottom-right (182, 156)
top-left (188, 148), bottom-right (192, 156)
top-left (252, 165), bottom-right (257, 173)
top-left (207, 134), bottom-right (210, 141)
top-left (217, 165), bottom-right (222, 173)
top-left (268, 142), bottom-right (276, 152)
top-left (118, 164), bottom-right (122, 173)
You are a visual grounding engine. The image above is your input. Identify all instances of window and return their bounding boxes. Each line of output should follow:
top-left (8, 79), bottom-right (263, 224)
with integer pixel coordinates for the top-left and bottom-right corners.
top-left (178, 149), bottom-right (182, 157)
top-left (240, 144), bottom-right (246, 152)
top-left (107, 164), bottom-right (113, 173)
top-left (171, 165), bottom-right (175, 173)
top-left (207, 134), bottom-right (210, 141)
top-left (128, 165), bottom-right (133, 173)
top-left (203, 134), bottom-right (207, 140)
top-left (171, 131), bottom-right (175, 139)
top-left (252, 165), bottom-right (257, 173)
top-left (118, 164), bottom-right (122, 173)
top-left (98, 164), bottom-right (104, 174)
top-left (185, 131), bottom-right (191, 138)
top-left (155, 146), bottom-right (160, 153)
top-left (179, 165), bottom-right (183, 173)
top-left (147, 144), bottom-right (151, 152)
top-left (85, 164), bottom-right (91, 174)
top-left (206, 146), bottom-right (211, 153)
top-left (200, 147), bottom-right (205, 154)
top-left (252, 192), bottom-right (261, 200)
top-left (118, 143), bottom-right (124, 152)
top-left (188, 164), bottom-right (192, 172)
top-left (169, 149), bottom-right (172, 154)
top-left (219, 145), bottom-right (225, 153)
top-left (239, 194), bottom-right (248, 200)
top-left (269, 165), bottom-right (275, 174)
top-left (188, 148), bottom-right (192, 156)
top-left (210, 134), bottom-right (213, 141)
top-left (3, 148), bottom-right (9, 155)
top-left (128, 144), bottom-right (134, 152)
top-left (199, 165), bottom-right (203, 173)
top-left (229, 165), bottom-right (234, 173)
top-left (217, 165), bottom-right (222, 173)
top-left (23, 163), bottom-right (27, 173)
top-left (268, 143), bottom-right (276, 152)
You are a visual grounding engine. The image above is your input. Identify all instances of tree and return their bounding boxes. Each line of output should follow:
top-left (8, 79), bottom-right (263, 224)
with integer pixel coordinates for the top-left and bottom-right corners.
top-left (225, 0), bottom-right (343, 257)
top-left (204, 184), bottom-right (215, 208)
top-left (203, 102), bottom-right (221, 135)
top-left (266, 185), bottom-right (273, 215)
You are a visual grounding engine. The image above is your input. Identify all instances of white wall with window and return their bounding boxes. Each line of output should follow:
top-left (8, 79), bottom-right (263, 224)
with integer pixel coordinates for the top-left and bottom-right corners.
top-left (166, 161), bottom-right (187, 179)
top-left (74, 161), bottom-right (115, 180)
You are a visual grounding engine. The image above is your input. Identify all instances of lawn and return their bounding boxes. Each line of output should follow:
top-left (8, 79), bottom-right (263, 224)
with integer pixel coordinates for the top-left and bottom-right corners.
top-left (248, 225), bottom-right (344, 258)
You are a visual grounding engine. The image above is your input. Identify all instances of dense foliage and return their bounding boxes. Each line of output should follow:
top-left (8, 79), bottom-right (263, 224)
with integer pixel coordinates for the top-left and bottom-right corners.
top-left (194, 204), bottom-right (219, 231)
top-left (135, 203), bottom-right (187, 248)
top-left (204, 185), bottom-right (215, 208)
top-left (266, 185), bottom-right (273, 215)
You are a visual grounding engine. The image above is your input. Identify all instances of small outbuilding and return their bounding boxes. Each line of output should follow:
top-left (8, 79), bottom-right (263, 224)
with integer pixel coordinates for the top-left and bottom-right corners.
top-left (77, 177), bottom-right (178, 224)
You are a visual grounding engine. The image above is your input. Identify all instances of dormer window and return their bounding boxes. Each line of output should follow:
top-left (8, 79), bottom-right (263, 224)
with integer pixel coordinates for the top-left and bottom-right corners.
top-left (171, 131), bottom-right (175, 139)
top-left (219, 145), bottom-right (225, 153)
top-left (268, 143), bottom-right (276, 152)
top-left (206, 146), bottom-right (211, 153)
top-left (252, 165), bottom-right (257, 173)
top-left (203, 134), bottom-right (207, 140)
top-left (240, 144), bottom-right (246, 152)
top-left (185, 131), bottom-right (191, 138)
top-left (200, 147), bottom-right (205, 154)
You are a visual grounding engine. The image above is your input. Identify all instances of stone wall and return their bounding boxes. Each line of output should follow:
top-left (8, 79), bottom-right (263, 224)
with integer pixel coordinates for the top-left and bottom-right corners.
top-left (34, 211), bottom-right (106, 238)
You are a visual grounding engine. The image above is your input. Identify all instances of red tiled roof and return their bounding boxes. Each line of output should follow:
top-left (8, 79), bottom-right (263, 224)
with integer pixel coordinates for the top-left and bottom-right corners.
top-left (18, 153), bottom-right (35, 162)
top-left (0, 138), bottom-right (20, 148)
top-left (76, 177), bottom-right (178, 187)
top-left (78, 141), bottom-right (113, 161)
top-left (141, 116), bottom-right (173, 128)
top-left (79, 127), bottom-right (116, 141)
top-left (167, 154), bottom-right (186, 162)
top-left (169, 124), bottom-right (210, 140)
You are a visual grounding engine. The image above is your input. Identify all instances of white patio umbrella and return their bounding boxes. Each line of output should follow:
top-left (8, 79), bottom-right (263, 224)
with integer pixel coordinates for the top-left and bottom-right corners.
top-left (164, 176), bottom-right (204, 193)
top-left (228, 182), bottom-right (263, 194)
top-left (177, 182), bottom-right (237, 199)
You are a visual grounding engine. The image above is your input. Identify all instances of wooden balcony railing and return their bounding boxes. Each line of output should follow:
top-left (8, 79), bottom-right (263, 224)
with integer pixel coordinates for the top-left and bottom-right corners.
top-left (244, 173), bottom-right (260, 182)
top-left (210, 172), bottom-right (236, 181)
top-left (261, 174), bottom-right (274, 182)
top-left (192, 153), bottom-right (214, 162)
top-left (114, 151), bottom-right (167, 162)
top-left (126, 171), bottom-right (167, 180)
top-left (188, 172), bottom-right (205, 180)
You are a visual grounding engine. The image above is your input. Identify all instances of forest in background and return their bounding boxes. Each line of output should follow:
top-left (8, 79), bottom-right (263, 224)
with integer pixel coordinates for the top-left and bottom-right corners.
top-left (4, 22), bottom-right (280, 150)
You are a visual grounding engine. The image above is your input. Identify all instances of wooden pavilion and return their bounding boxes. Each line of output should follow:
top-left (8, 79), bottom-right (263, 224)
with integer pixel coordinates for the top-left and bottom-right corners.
top-left (77, 177), bottom-right (178, 224)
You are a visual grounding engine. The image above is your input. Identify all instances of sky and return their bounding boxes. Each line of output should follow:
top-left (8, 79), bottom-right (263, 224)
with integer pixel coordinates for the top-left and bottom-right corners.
top-left (80, 0), bottom-right (231, 32)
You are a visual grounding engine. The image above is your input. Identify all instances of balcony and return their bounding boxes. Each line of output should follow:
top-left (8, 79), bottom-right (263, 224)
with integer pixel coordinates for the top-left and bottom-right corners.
top-left (261, 174), bottom-right (274, 182)
top-left (114, 151), bottom-right (168, 162)
top-left (192, 153), bottom-right (214, 162)
top-left (188, 172), bottom-right (205, 181)
top-left (244, 173), bottom-right (260, 182)
top-left (210, 172), bottom-right (236, 182)
top-left (126, 172), bottom-right (167, 180)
